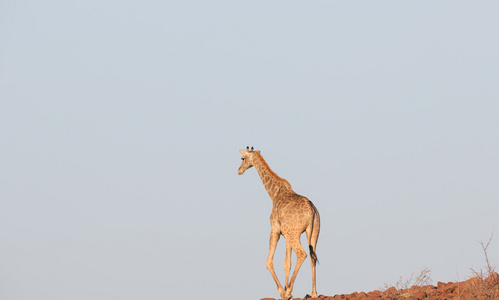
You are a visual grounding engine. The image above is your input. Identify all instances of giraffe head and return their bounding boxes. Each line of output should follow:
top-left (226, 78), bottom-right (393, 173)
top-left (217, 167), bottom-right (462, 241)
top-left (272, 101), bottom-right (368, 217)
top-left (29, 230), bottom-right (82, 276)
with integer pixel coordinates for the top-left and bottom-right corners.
top-left (238, 146), bottom-right (257, 175)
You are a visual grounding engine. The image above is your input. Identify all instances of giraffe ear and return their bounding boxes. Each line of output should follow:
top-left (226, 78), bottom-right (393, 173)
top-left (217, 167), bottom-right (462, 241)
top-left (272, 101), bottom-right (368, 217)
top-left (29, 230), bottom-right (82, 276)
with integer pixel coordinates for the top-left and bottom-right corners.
top-left (239, 149), bottom-right (247, 155)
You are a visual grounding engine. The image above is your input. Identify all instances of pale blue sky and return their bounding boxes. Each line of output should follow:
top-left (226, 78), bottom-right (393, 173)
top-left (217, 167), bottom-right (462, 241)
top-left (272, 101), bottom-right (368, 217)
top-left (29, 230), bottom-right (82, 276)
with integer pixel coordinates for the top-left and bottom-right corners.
top-left (1, 1), bottom-right (498, 300)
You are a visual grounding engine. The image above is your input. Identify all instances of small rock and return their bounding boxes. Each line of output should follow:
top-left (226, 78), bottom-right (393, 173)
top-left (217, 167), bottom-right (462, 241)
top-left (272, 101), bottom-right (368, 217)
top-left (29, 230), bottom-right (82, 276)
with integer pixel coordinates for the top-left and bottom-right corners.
top-left (413, 291), bottom-right (427, 299)
top-left (443, 282), bottom-right (458, 293)
top-left (422, 285), bottom-right (436, 290)
top-left (436, 281), bottom-right (447, 289)
top-left (366, 291), bottom-right (381, 299)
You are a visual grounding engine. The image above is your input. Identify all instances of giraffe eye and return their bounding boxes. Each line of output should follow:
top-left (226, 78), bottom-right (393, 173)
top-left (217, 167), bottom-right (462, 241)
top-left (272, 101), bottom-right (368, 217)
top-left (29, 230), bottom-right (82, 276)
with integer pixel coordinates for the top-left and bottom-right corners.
top-left (241, 157), bottom-right (245, 160)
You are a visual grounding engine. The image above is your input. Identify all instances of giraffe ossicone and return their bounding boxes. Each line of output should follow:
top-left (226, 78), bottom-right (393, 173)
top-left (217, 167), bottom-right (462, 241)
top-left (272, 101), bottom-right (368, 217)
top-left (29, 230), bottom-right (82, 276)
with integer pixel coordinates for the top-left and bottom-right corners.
top-left (238, 147), bottom-right (320, 300)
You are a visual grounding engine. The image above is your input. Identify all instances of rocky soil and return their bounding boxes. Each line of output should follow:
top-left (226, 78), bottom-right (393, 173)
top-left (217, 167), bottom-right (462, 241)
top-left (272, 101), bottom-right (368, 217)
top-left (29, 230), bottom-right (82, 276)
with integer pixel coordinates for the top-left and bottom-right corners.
top-left (261, 273), bottom-right (499, 300)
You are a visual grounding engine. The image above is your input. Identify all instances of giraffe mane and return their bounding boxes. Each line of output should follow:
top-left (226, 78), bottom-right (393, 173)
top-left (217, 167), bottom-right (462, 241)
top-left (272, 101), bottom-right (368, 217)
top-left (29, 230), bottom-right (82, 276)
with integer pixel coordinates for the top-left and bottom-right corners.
top-left (254, 151), bottom-right (292, 190)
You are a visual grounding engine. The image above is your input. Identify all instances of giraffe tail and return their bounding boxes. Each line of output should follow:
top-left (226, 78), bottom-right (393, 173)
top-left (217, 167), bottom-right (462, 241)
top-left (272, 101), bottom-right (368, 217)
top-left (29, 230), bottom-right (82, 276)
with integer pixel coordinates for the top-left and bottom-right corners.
top-left (308, 201), bottom-right (319, 266)
top-left (309, 245), bottom-right (318, 266)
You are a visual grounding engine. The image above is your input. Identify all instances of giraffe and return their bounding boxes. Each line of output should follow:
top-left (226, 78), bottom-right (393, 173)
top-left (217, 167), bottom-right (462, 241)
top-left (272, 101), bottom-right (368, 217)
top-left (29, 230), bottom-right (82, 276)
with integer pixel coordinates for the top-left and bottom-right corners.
top-left (238, 146), bottom-right (320, 300)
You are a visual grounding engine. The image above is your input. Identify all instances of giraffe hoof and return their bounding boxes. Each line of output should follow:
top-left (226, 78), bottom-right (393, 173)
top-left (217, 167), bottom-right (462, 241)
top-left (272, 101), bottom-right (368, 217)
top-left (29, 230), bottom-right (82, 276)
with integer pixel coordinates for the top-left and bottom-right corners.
top-left (278, 288), bottom-right (286, 300)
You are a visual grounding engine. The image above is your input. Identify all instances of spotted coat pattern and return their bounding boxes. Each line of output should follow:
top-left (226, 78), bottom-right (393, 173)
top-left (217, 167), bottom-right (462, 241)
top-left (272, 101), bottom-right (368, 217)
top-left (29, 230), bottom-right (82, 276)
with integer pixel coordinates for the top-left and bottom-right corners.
top-left (238, 148), bottom-right (320, 300)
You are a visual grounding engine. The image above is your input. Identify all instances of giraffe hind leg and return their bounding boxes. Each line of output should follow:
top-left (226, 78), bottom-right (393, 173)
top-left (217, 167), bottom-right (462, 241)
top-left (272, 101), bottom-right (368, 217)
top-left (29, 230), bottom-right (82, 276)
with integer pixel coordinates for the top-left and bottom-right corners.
top-left (284, 242), bottom-right (292, 287)
top-left (309, 243), bottom-right (318, 298)
top-left (306, 214), bottom-right (320, 298)
top-left (283, 234), bottom-right (307, 300)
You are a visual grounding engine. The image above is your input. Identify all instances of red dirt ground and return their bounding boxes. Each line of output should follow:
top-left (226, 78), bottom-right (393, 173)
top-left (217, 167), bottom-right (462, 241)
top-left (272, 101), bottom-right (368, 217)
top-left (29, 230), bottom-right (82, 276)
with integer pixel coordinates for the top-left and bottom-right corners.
top-left (261, 273), bottom-right (499, 300)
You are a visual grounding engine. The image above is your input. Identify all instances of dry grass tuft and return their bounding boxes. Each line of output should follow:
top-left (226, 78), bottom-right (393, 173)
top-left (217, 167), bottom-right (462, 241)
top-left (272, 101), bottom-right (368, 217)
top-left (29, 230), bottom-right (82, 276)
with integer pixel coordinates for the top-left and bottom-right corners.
top-left (381, 267), bottom-right (432, 299)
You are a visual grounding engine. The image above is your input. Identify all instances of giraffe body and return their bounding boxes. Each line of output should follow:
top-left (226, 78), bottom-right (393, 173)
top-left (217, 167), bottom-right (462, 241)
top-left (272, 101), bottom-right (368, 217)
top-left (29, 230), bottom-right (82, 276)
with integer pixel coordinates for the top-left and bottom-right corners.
top-left (238, 147), bottom-right (320, 300)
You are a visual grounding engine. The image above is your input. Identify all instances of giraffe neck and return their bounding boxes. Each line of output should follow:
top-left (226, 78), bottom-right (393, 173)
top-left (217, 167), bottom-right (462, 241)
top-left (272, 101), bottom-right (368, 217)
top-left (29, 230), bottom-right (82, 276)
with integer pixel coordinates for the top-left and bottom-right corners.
top-left (252, 152), bottom-right (293, 204)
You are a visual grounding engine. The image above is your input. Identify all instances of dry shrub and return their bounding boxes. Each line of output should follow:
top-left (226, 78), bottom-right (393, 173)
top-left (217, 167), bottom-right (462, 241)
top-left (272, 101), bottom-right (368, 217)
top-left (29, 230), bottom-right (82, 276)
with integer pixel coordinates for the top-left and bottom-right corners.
top-left (466, 230), bottom-right (499, 299)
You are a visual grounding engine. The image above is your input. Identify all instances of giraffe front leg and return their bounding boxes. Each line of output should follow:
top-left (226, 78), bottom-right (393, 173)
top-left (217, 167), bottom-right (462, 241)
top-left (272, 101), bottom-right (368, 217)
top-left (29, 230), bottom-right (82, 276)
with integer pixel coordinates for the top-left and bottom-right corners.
top-left (266, 231), bottom-right (286, 298)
